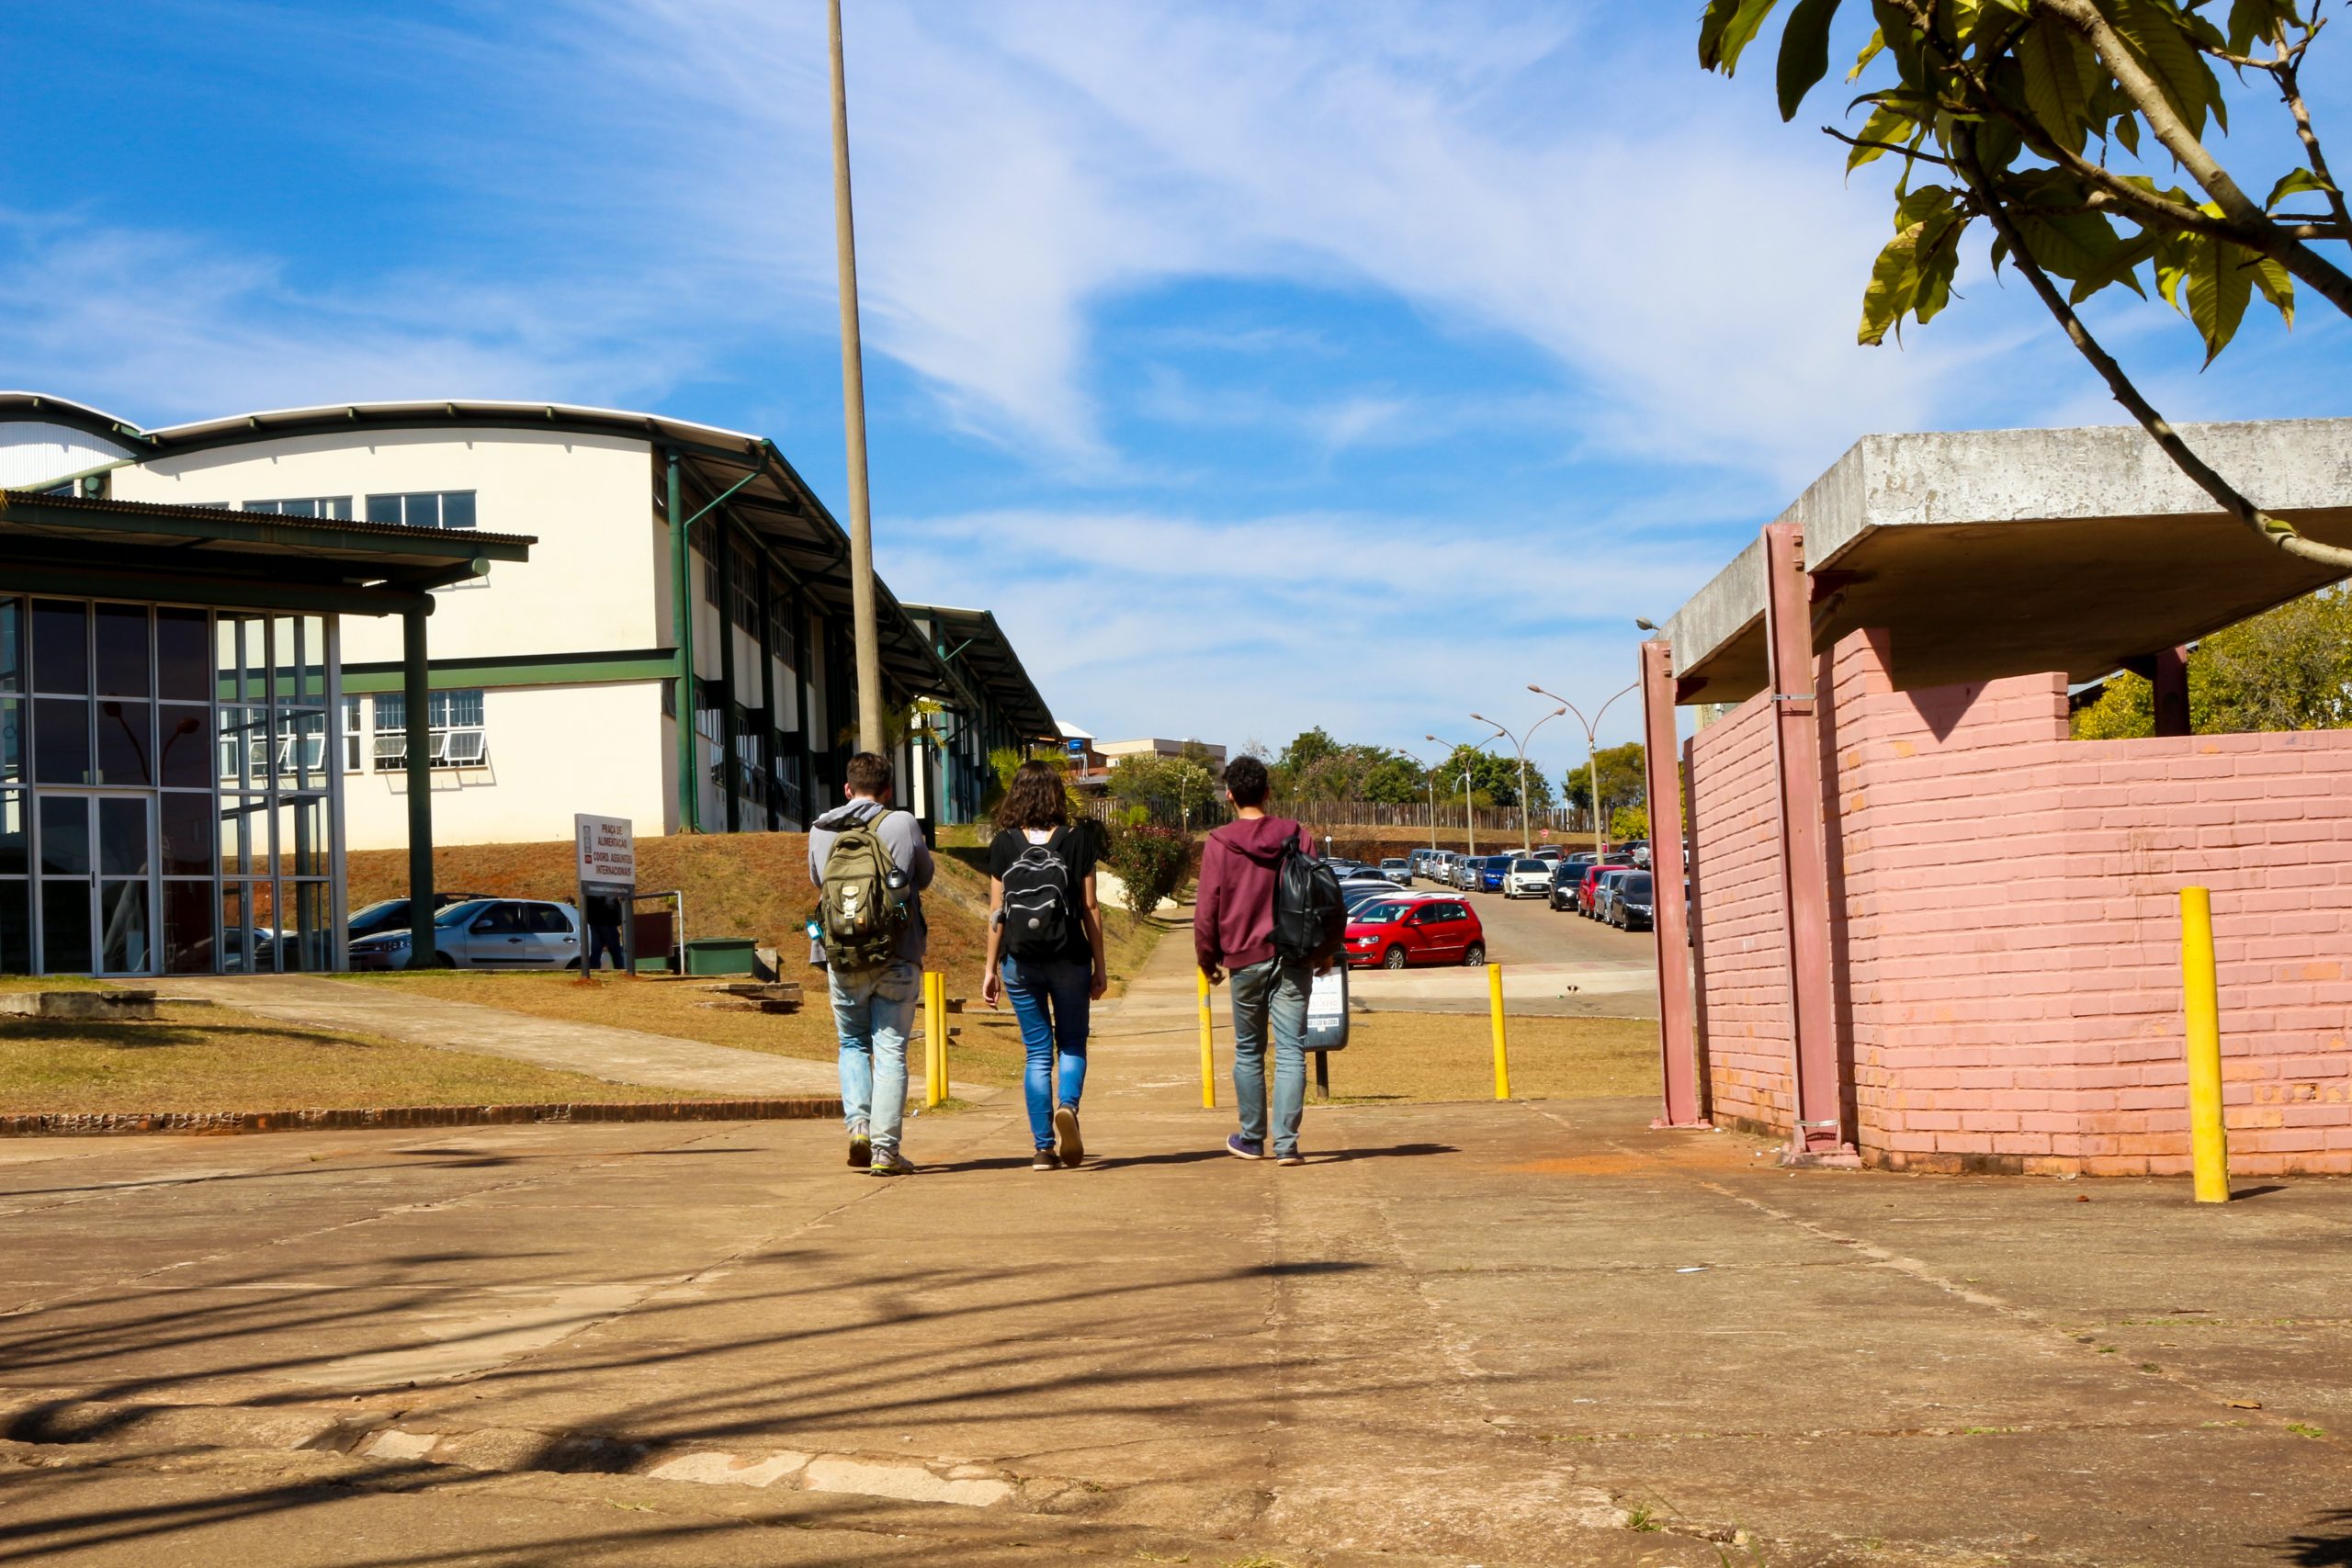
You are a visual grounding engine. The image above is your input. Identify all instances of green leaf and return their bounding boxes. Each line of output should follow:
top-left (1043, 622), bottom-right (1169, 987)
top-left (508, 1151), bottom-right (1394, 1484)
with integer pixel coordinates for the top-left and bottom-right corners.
top-left (2183, 236), bottom-right (2256, 365)
top-left (2266, 166), bottom-right (2337, 209)
top-left (2107, 0), bottom-right (2222, 141)
top-left (1702, 0), bottom-right (1783, 73)
top-left (1845, 102), bottom-right (1917, 171)
top-left (2252, 254), bottom-right (2295, 328)
top-left (2226, 0), bottom-right (2297, 54)
top-left (1778, 0), bottom-right (1843, 119)
top-left (2017, 17), bottom-right (2095, 154)
top-left (2066, 229), bottom-right (2156, 301)
top-left (1848, 26), bottom-right (1885, 81)
top-left (1911, 213), bottom-right (1969, 324)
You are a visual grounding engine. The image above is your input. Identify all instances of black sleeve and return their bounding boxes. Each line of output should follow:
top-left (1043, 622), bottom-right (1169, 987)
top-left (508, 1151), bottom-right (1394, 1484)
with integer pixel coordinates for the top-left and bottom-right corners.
top-left (1067, 824), bottom-right (1097, 883)
top-left (987, 830), bottom-right (1013, 882)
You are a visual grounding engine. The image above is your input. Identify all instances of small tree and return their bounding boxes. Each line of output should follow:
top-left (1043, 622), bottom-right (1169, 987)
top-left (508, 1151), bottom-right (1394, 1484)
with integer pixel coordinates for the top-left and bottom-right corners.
top-left (1565, 742), bottom-right (1648, 820)
top-left (2072, 582), bottom-right (2352, 735)
top-left (1104, 822), bottom-right (1192, 918)
top-left (1701, 0), bottom-right (2352, 571)
top-left (1611, 803), bottom-right (1653, 842)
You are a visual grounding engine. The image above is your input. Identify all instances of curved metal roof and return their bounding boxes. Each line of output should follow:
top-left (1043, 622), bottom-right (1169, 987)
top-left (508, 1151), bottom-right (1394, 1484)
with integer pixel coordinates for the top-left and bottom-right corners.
top-left (899, 604), bottom-right (1057, 739)
top-left (2, 393), bottom-right (968, 705)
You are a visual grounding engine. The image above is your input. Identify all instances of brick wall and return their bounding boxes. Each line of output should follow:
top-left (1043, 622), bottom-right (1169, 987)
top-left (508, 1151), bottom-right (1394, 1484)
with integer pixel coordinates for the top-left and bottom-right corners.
top-left (1686, 626), bottom-right (2352, 1176)
top-left (1687, 689), bottom-right (1789, 1135)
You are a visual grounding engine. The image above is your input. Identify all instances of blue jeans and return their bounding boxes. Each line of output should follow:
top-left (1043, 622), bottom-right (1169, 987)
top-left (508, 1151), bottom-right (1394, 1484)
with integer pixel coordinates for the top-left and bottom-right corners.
top-left (830, 960), bottom-right (920, 1153)
top-left (1001, 954), bottom-right (1091, 1149)
top-left (1230, 956), bottom-right (1308, 1156)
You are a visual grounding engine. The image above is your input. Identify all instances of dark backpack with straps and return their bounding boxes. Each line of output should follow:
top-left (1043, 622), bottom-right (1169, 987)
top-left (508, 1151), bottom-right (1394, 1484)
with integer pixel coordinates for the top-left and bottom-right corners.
top-left (816, 806), bottom-right (913, 972)
top-left (1271, 831), bottom-right (1346, 965)
top-left (1000, 827), bottom-right (1079, 960)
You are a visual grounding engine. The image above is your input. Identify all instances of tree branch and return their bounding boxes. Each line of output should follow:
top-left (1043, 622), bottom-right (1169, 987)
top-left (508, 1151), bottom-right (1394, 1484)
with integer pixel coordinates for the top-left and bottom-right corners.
top-left (2274, 24), bottom-right (2352, 237)
top-left (1954, 123), bottom-right (2352, 574)
top-left (2036, 0), bottom-right (2352, 320)
top-left (1822, 127), bottom-right (1959, 170)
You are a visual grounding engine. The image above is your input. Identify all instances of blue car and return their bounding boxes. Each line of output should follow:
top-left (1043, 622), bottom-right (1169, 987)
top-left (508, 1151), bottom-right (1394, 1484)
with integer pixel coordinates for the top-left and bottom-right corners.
top-left (1475, 855), bottom-right (1510, 893)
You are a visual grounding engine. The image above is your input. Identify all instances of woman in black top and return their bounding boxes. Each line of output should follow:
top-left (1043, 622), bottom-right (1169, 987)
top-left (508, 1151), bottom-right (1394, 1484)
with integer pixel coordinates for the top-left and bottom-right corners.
top-left (980, 761), bottom-right (1107, 1169)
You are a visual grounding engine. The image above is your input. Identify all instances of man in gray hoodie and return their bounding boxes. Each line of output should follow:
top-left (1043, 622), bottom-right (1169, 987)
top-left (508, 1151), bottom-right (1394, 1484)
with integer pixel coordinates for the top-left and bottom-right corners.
top-left (808, 751), bottom-right (934, 1176)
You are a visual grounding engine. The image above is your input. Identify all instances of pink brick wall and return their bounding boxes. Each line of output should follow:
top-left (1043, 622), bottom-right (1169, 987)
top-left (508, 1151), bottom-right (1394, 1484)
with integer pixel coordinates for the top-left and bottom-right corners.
top-left (1687, 626), bottom-right (2352, 1177)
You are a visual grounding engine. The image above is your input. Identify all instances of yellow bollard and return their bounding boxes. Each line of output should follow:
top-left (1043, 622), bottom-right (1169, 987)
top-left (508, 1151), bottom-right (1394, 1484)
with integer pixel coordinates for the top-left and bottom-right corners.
top-left (922, 971), bottom-right (945, 1108)
top-left (2181, 887), bottom-right (2229, 1203)
top-left (1197, 968), bottom-right (1216, 1109)
top-left (1488, 962), bottom-right (1510, 1100)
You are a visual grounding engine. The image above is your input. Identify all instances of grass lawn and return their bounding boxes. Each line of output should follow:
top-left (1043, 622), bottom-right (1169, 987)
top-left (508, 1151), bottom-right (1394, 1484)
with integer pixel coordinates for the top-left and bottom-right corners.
top-left (1308, 1011), bottom-right (1659, 1105)
top-left (0, 1001), bottom-right (710, 1114)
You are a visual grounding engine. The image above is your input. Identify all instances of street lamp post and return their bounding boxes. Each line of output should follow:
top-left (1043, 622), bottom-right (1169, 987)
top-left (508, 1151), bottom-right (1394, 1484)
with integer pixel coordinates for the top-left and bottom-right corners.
top-left (1427, 733), bottom-right (1498, 858)
top-left (1530, 681), bottom-right (1639, 862)
top-left (1396, 745), bottom-right (1441, 851)
top-left (1469, 705), bottom-right (1568, 852)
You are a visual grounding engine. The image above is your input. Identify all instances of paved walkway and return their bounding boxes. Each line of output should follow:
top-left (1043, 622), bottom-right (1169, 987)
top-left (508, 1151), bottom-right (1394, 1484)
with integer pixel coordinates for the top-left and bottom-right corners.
top-left (168, 974), bottom-right (846, 1098)
top-left (3, 942), bottom-right (2346, 1564)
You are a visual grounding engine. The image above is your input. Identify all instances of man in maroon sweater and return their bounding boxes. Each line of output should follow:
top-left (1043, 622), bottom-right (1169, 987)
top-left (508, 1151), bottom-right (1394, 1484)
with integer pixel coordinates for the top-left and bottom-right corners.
top-left (1194, 754), bottom-right (1312, 1165)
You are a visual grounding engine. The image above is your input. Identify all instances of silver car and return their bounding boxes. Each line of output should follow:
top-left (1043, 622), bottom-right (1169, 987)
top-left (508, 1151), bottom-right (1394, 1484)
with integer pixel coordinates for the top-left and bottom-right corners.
top-left (348, 897), bottom-right (583, 970)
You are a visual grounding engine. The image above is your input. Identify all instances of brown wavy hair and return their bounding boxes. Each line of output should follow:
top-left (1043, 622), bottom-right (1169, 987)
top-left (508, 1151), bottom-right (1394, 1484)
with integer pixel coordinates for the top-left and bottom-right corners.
top-left (994, 759), bottom-right (1071, 831)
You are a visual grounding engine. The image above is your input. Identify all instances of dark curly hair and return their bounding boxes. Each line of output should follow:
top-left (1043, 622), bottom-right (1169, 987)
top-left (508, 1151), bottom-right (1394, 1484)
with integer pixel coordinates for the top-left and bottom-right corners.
top-left (994, 759), bottom-right (1070, 831)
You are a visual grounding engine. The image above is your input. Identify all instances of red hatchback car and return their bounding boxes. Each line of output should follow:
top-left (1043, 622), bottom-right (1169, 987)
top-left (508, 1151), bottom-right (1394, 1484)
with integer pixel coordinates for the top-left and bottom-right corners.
top-left (1343, 893), bottom-right (1487, 970)
top-left (1573, 861), bottom-right (1635, 916)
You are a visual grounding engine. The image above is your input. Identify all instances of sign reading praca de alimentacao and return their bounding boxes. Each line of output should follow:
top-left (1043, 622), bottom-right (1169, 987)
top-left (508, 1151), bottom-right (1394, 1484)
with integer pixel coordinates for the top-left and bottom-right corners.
top-left (574, 814), bottom-right (636, 888)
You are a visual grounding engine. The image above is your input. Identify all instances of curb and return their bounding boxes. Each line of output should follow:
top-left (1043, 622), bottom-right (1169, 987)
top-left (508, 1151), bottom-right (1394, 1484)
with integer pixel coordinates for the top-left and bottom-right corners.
top-left (0, 1098), bottom-right (843, 1139)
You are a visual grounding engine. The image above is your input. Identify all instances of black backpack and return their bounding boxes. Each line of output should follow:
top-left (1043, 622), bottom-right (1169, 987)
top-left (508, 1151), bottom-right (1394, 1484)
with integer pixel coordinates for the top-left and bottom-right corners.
top-left (1271, 831), bottom-right (1346, 965)
top-left (1000, 827), bottom-right (1079, 960)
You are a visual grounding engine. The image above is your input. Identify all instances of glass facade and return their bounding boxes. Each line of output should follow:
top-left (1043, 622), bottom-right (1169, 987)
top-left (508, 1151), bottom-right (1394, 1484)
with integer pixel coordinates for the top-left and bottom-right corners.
top-left (0, 596), bottom-right (342, 976)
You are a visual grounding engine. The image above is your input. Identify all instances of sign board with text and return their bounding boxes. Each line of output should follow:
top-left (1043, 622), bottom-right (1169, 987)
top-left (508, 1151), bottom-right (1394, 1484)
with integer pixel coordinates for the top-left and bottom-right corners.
top-left (1306, 963), bottom-right (1351, 1053)
top-left (574, 814), bottom-right (637, 892)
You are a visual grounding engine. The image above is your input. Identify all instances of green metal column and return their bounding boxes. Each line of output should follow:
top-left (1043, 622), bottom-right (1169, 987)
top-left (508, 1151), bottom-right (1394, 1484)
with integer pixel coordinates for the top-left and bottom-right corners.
top-left (717, 516), bottom-right (740, 833)
top-left (667, 452), bottom-right (700, 832)
top-left (401, 606), bottom-right (435, 968)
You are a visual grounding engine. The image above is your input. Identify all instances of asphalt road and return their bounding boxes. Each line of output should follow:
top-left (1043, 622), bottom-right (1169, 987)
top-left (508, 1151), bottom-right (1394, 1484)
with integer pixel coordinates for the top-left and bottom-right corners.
top-left (1351, 871), bottom-right (1659, 1017)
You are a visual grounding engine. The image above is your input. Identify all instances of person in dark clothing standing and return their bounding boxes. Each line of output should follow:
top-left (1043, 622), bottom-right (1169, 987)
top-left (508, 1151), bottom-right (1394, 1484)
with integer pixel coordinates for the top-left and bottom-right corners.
top-left (584, 892), bottom-right (626, 973)
top-left (980, 761), bottom-right (1107, 1170)
top-left (1193, 754), bottom-right (1312, 1166)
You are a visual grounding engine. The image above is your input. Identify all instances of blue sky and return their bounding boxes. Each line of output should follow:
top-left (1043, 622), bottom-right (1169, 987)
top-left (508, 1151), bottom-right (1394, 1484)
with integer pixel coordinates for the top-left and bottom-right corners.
top-left (6, 1), bottom-right (2348, 788)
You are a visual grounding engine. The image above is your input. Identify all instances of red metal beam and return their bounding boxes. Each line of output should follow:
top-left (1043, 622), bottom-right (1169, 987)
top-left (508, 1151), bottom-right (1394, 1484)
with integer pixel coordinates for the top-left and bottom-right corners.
top-left (2152, 645), bottom-right (2190, 737)
top-left (1641, 637), bottom-right (1705, 1128)
top-left (1763, 523), bottom-right (1852, 1163)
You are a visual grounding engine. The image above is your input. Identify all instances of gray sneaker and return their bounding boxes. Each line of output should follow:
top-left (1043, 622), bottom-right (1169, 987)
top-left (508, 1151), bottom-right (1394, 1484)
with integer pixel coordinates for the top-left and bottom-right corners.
top-left (870, 1148), bottom-right (916, 1178)
top-left (847, 1122), bottom-right (872, 1169)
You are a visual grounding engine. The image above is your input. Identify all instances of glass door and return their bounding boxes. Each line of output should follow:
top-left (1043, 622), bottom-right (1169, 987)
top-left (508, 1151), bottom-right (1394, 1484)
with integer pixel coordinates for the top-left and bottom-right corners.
top-left (94, 794), bottom-right (154, 976)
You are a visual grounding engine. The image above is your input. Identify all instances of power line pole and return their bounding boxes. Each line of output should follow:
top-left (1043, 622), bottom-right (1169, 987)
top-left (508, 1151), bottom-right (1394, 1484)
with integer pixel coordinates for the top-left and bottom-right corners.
top-left (828, 0), bottom-right (885, 754)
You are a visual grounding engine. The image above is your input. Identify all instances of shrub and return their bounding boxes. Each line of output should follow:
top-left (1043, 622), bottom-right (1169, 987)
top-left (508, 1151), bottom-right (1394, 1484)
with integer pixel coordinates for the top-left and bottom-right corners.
top-left (1104, 823), bottom-right (1192, 918)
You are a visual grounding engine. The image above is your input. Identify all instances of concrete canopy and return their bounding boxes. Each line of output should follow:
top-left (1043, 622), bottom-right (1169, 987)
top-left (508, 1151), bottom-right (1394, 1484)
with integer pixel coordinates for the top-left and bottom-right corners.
top-left (1664, 420), bottom-right (2352, 704)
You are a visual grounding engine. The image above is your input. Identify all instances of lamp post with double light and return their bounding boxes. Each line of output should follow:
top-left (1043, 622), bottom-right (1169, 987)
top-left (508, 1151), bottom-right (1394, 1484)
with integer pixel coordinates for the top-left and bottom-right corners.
top-left (1529, 680), bottom-right (1639, 861)
top-left (1426, 732), bottom-right (1497, 859)
top-left (1395, 744), bottom-right (1441, 852)
top-left (1469, 705), bottom-right (1568, 853)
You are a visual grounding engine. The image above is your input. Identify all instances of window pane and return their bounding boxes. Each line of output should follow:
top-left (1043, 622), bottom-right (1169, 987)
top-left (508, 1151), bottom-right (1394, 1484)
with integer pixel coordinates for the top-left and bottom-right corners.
top-left (157, 607), bottom-right (209, 700)
top-left (297, 617), bottom-right (326, 701)
top-left (404, 493), bottom-right (438, 527)
top-left (40, 795), bottom-right (88, 875)
top-left (220, 795), bottom-right (270, 875)
top-left (1, 697), bottom-right (18, 784)
top-left (215, 614), bottom-right (260, 705)
top-left (219, 884), bottom-right (257, 973)
top-left (0, 792), bottom-right (22, 877)
top-left (31, 600), bottom-right (88, 694)
top-left (40, 881), bottom-right (91, 974)
top-left (288, 881), bottom-right (331, 972)
top-left (94, 604), bottom-right (152, 696)
top-left (160, 794), bottom-right (214, 877)
top-left (97, 797), bottom-right (149, 877)
top-left (158, 704), bottom-right (211, 787)
top-left (96, 698), bottom-right (153, 786)
top-left (365, 494), bottom-right (401, 526)
top-left (217, 705), bottom-right (267, 791)
top-left (99, 881), bottom-right (150, 973)
top-left (441, 491), bottom-right (475, 530)
top-left (0, 599), bottom-right (20, 691)
top-left (33, 698), bottom-right (91, 785)
top-left (0, 878), bottom-right (27, 972)
top-left (163, 880), bottom-right (212, 974)
top-left (277, 795), bottom-right (326, 879)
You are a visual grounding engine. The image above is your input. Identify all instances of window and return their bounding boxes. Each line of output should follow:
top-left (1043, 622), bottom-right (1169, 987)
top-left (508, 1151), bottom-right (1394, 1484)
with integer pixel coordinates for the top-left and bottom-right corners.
top-left (365, 491), bottom-right (476, 530)
top-left (342, 696), bottom-right (364, 773)
top-left (243, 497), bottom-right (353, 519)
top-left (373, 689), bottom-right (488, 771)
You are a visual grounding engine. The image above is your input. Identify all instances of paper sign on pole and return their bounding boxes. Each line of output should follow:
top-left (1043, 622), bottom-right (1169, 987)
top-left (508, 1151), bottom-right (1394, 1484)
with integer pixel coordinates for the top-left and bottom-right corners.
top-left (574, 814), bottom-right (637, 890)
top-left (1306, 964), bottom-right (1350, 1053)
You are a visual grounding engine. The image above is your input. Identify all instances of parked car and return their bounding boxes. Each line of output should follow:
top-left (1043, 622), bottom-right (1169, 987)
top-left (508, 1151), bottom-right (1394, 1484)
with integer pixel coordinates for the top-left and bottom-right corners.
top-left (1450, 855), bottom-right (1481, 891)
top-left (1590, 867), bottom-right (1641, 924)
top-left (1530, 846), bottom-right (1563, 863)
top-left (1502, 857), bottom-right (1555, 898)
top-left (1611, 871), bottom-right (1657, 931)
top-left (1342, 894), bottom-right (1487, 970)
top-left (347, 897), bottom-right (583, 970)
top-left (1378, 857), bottom-right (1412, 886)
top-left (1341, 879), bottom-right (1404, 915)
top-left (1569, 861), bottom-right (1634, 916)
top-left (1475, 856), bottom-right (1515, 894)
top-left (346, 893), bottom-right (496, 943)
top-left (1623, 840), bottom-right (1651, 869)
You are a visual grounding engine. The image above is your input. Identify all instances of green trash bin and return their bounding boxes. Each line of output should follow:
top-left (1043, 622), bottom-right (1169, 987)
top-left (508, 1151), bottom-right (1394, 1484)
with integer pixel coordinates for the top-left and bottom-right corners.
top-left (683, 938), bottom-right (759, 977)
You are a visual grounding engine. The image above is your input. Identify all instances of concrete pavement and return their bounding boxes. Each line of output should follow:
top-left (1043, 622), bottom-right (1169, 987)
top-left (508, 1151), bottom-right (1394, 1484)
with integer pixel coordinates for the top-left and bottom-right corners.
top-left (3, 937), bottom-right (2348, 1564)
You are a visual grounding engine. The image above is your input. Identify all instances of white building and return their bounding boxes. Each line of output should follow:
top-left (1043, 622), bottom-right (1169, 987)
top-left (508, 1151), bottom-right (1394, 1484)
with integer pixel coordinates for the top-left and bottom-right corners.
top-left (6, 394), bottom-right (1057, 856)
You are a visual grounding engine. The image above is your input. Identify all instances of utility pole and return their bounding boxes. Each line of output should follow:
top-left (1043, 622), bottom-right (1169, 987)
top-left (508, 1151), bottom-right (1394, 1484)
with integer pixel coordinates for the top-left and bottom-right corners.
top-left (1471, 705), bottom-right (1566, 853)
top-left (1532, 681), bottom-right (1637, 861)
top-left (1428, 733), bottom-right (1499, 859)
top-left (828, 0), bottom-right (885, 754)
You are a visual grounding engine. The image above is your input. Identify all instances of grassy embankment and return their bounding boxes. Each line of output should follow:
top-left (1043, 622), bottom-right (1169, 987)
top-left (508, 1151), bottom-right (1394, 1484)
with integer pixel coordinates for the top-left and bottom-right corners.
top-left (342, 829), bottom-right (1168, 1089)
top-left (1307, 1012), bottom-right (1658, 1104)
